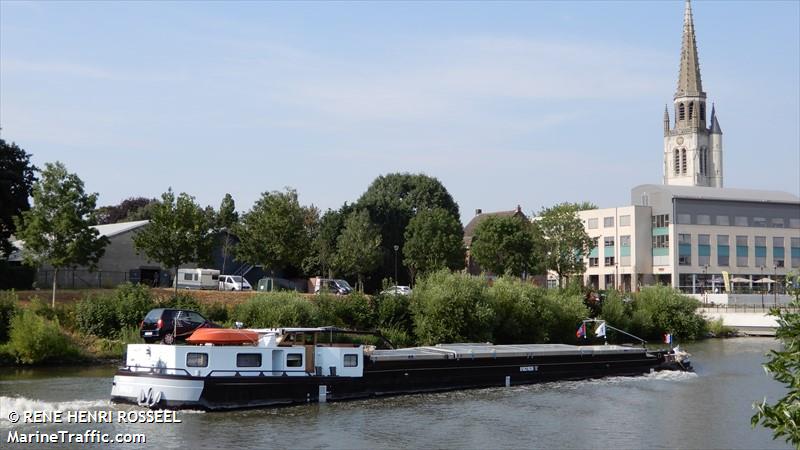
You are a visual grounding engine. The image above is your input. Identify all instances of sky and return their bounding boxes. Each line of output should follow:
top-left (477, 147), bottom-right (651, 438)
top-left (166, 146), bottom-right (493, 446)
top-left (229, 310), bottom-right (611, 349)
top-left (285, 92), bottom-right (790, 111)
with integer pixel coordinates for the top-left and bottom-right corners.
top-left (1, 0), bottom-right (798, 225)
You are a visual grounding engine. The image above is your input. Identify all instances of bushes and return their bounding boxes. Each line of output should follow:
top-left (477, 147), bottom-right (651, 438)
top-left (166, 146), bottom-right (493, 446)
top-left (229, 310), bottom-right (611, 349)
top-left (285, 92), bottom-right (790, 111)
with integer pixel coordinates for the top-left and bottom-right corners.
top-left (0, 290), bottom-right (19, 343)
top-left (487, 278), bottom-right (549, 344)
top-left (7, 309), bottom-right (82, 364)
top-left (410, 270), bottom-right (493, 345)
top-left (76, 283), bottom-right (155, 339)
top-left (233, 292), bottom-right (318, 328)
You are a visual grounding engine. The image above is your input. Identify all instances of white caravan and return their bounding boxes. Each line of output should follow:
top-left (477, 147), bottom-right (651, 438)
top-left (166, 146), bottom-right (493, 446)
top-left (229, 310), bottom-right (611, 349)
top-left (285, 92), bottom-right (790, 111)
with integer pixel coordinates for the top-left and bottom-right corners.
top-left (174, 268), bottom-right (220, 290)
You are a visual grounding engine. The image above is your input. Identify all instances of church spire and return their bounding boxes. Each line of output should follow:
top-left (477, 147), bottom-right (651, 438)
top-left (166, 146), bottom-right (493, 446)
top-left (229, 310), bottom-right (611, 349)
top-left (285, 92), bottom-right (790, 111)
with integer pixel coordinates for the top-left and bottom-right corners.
top-left (675, 0), bottom-right (704, 99)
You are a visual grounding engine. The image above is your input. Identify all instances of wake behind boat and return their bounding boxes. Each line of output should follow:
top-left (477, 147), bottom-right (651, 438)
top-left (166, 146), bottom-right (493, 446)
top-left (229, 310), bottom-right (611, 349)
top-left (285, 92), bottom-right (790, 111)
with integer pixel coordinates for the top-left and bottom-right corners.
top-left (110, 324), bottom-right (691, 410)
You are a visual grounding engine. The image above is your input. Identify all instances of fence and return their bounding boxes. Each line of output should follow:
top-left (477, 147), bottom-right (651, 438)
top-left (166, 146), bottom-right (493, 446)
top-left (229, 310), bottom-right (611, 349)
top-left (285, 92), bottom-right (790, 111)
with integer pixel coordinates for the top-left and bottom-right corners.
top-left (37, 270), bottom-right (137, 289)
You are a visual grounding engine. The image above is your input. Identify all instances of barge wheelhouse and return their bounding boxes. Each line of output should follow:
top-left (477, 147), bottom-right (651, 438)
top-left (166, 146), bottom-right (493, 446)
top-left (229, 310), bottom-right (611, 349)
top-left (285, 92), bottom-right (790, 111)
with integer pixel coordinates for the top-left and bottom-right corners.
top-left (111, 327), bottom-right (691, 410)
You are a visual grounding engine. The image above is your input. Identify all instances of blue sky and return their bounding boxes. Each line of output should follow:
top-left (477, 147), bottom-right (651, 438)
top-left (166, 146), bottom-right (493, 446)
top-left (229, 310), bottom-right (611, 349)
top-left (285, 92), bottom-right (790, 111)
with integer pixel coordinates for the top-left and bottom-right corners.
top-left (1, 1), bottom-right (798, 224)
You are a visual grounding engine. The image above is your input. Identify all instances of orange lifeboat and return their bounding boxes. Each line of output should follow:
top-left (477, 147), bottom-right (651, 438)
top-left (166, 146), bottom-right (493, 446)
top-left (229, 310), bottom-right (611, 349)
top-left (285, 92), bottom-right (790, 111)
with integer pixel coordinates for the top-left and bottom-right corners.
top-left (186, 328), bottom-right (259, 345)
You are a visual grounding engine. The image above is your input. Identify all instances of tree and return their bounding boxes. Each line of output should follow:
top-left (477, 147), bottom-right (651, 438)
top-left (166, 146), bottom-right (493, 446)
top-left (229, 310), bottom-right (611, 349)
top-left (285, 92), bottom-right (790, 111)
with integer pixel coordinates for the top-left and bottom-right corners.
top-left (14, 162), bottom-right (108, 307)
top-left (335, 210), bottom-right (382, 292)
top-left (403, 207), bottom-right (465, 283)
top-left (536, 202), bottom-right (595, 288)
top-left (752, 272), bottom-right (800, 446)
top-left (470, 215), bottom-right (538, 277)
top-left (96, 197), bottom-right (157, 224)
top-left (216, 193), bottom-right (239, 274)
top-left (0, 139), bottom-right (37, 258)
top-left (234, 188), bottom-right (309, 275)
top-left (356, 173), bottom-right (460, 286)
top-left (132, 189), bottom-right (214, 295)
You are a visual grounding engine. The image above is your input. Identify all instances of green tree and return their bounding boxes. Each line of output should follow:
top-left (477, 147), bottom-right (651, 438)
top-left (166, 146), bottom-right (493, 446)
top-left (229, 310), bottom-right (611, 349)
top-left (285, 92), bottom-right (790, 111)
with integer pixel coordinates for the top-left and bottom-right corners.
top-left (403, 207), bottom-right (464, 283)
top-left (536, 202), bottom-right (595, 288)
top-left (96, 197), bottom-right (157, 224)
top-left (356, 173), bottom-right (460, 286)
top-left (309, 205), bottom-right (352, 278)
top-left (132, 189), bottom-right (214, 295)
top-left (335, 210), bottom-right (382, 292)
top-left (470, 215), bottom-right (538, 277)
top-left (0, 139), bottom-right (37, 258)
top-left (14, 162), bottom-right (108, 307)
top-left (216, 193), bottom-right (239, 274)
top-left (752, 272), bottom-right (800, 446)
top-left (234, 188), bottom-right (309, 275)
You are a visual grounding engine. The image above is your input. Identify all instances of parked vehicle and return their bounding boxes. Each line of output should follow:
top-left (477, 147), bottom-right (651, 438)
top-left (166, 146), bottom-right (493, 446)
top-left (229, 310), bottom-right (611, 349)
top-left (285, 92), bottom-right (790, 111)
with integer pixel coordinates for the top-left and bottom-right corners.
top-left (219, 275), bottom-right (252, 291)
top-left (257, 277), bottom-right (298, 292)
top-left (381, 285), bottom-right (412, 296)
top-left (174, 268), bottom-right (220, 290)
top-left (139, 308), bottom-right (217, 344)
top-left (314, 278), bottom-right (353, 295)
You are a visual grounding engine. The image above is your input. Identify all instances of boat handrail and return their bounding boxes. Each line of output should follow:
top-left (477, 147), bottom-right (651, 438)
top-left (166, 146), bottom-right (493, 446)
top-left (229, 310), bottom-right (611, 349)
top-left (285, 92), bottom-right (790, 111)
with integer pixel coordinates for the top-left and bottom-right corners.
top-left (124, 365), bottom-right (192, 376)
top-left (205, 369), bottom-right (311, 378)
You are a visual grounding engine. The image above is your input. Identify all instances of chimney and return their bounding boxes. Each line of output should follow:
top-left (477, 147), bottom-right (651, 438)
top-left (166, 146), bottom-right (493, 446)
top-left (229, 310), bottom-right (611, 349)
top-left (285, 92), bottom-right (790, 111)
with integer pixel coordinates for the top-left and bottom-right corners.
top-left (475, 209), bottom-right (482, 215)
top-left (516, 205), bottom-right (522, 213)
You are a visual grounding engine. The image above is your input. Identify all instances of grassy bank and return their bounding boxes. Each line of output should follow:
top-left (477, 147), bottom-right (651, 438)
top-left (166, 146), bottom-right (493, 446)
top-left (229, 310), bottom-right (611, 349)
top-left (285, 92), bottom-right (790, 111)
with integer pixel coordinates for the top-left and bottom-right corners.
top-left (0, 272), bottom-right (710, 366)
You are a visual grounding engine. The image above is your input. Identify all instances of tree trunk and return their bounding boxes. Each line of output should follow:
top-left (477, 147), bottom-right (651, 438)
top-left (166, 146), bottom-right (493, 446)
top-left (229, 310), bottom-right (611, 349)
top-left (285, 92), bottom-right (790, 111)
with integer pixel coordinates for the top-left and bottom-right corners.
top-left (51, 267), bottom-right (58, 309)
top-left (221, 236), bottom-right (229, 274)
top-left (357, 273), bottom-right (363, 293)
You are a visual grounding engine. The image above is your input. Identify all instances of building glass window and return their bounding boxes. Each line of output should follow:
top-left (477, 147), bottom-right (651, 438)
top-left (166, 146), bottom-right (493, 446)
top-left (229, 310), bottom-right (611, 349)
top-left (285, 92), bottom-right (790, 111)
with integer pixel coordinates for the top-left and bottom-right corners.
top-left (716, 215), bottom-right (730, 226)
top-left (587, 218), bottom-right (598, 229)
top-left (652, 235), bottom-right (669, 248)
top-left (187, 353), bottom-right (209, 368)
top-left (604, 257), bottom-right (615, 266)
top-left (734, 216), bottom-right (748, 227)
top-left (678, 234), bottom-right (691, 266)
top-left (604, 237), bottom-right (615, 247)
top-left (771, 218), bottom-right (785, 228)
top-left (717, 235), bottom-right (730, 266)
top-left (589, 258), bottom-right (599, 267)
top-left (604, 217), bottom-right (614, 228)
top-left (792, 237), bottom-right (800, 268)
top-left (344, 354), bottom-right (359, 367)
top-left (773, 237), bottom-right (785, 268)
top-left (620, 235), bottom-right (631, 247)
top-left (753, 217), bottom-right (767, 228)
top-left (698, 234), bottom-right (711, 266)
top-left (755, 236), bottom-right (767, 266)
top-left (236, 353), bottom-right (262, 368)
top-left (696, 214), bottom-right (711, 225)
top-left (652, 214), bottom-right (670, 228)
top-left (790, 219), bottom-right (800, 229)
top-left (677, 214), bottom-right (691, 225)
top-left (736, 235), bottom-right (749, 267)
top-left (286, 353), bottom-right (303, 368)
top-left (619, 215), bottom-right (631, 226)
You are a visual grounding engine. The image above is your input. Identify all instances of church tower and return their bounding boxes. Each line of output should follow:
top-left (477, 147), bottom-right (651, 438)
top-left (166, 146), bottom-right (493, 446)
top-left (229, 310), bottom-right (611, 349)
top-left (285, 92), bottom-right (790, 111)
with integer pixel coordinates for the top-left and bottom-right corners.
top-left (663, 0), bottom-right (723, 188)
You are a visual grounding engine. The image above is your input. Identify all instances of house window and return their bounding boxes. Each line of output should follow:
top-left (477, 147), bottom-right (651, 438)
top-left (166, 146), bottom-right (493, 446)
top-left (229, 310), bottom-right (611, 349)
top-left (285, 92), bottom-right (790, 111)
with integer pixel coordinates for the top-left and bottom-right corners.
top-left (187, 353), bottom-right (208, 368)
top-left (677, 214), bottom-right (691, 225)
top-left (790, 219), bottom-right (800, 229)
top-left (652, 214), bottom-right (670, 228)
top-left (774, 237), bottom-right (785, 268)
top-left (716, 215), bottom-right (730, 226)
top-left (717, 235), bottom-right (730, 266)
top-left (753, 217), bottom-right (767, 228)
top-left (696, 214), bottom-right (711, 225)
top-left (771, 218), bottom-right (785, 228)
top-left (652, 235), bottom-right (669, 248)
top-left (791, 237), bottom-right (800, 268)
top-left (236, 353), bottom-right (262, 368)
top-left (755, 236), bottom-right (767, 266)
top-left (698, 234), bottom-right (710, 266)
top-left (734, 216), bottom-right (748, 227)
top-left (619, 215), bottom-right (631, 226)
top-left (620, 235), bottom-right (631, 247)
top-left (589, 258), bottom-right (599, 267)
top-left (286, 353), bottom-right (303, 367)
top-left (183, 273), bottom-right (193, 281)
top-left (678, 234), bottom-right (691, 266)
top-left (736, 235), bottom-right (749, 267)
top-left (588, 218), bottom-right (598, 229)
top-left (344, 354), bottom-right (359, 367)
top-left (604, 257), bottom-right (615, 266)
top-left (604, 237), bottom-right (615, 247)
top-left (604, 217), bottom-right (614, 228)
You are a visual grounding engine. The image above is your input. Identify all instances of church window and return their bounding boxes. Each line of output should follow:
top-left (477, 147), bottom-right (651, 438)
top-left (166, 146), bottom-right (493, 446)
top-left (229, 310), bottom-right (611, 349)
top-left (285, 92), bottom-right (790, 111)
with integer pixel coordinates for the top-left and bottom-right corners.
top-left (699, 147), bottom-right (705, 175)
top-left (673, 149), bottom-right (680, 175)
top-left (688, 102), bottom-right (694, 120)
top-left (700, 103), bottom-right (706, 121)
top-left (678, 103), bottom-right (685, 120)
top-left (681, 149), bottom-right (687, 174)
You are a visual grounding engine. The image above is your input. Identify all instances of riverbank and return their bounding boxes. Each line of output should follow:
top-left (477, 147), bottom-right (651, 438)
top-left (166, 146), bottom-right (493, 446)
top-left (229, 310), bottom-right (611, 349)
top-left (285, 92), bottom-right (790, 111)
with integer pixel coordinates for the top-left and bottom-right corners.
top-left (0, 272), bottom-right (713, 366)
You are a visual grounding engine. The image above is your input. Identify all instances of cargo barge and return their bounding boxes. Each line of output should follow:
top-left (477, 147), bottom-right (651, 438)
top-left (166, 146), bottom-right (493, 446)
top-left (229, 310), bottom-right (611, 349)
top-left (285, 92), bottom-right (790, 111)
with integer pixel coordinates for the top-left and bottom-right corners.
top-left (111, 326), bottom-right (691, 410)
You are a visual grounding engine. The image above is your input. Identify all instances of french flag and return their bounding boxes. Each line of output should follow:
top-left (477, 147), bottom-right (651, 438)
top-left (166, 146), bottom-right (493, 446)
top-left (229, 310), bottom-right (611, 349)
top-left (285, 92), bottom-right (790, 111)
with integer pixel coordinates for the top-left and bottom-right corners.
top-left (576, 323), bottom-right (587, 339)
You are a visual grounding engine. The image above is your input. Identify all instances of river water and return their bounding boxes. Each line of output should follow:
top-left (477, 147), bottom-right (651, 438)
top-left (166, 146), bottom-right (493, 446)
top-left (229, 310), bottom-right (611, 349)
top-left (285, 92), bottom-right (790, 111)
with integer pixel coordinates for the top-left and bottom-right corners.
top-left (0, 338), bottom-right (790, 449)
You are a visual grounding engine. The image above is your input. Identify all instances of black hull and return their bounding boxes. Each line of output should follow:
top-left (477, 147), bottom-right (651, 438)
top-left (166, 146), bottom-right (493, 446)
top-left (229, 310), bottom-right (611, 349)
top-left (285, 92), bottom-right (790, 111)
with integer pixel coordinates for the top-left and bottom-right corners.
top-left (113, 349), bottom-right (689, 411)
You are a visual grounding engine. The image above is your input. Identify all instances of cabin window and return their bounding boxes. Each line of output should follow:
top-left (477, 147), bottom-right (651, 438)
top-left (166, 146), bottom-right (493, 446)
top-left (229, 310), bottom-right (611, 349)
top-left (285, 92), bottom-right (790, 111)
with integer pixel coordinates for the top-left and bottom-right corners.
top-left (236, 353), bottom-right (262, 368)
top-left (286, 353), bottom-right (303, 367)
top-left (344, 354), bottom-right (358, 367)
top-left (187, 352), bottom-right (208, 367)
top-left (183, 273), bottom-right (193, 281)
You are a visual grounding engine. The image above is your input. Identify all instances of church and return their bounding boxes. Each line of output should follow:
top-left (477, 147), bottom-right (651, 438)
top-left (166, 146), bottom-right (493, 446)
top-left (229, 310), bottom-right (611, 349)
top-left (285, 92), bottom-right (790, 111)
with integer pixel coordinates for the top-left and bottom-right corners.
top-left (578, 0), bottom-right (800, 298)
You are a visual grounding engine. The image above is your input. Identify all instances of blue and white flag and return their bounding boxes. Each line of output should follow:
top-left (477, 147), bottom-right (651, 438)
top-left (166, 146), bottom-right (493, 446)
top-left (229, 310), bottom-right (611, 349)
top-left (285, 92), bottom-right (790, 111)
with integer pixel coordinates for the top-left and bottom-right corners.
top-left (664, 333), bottom-right (672, 344)
top-left (595, 322), bottom-right (606, 338)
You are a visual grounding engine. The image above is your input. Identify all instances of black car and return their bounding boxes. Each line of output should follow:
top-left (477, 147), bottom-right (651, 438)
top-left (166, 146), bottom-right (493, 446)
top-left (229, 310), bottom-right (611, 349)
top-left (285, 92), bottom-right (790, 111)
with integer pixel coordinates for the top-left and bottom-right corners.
top-left (140, 308), bottom-right (216, 344)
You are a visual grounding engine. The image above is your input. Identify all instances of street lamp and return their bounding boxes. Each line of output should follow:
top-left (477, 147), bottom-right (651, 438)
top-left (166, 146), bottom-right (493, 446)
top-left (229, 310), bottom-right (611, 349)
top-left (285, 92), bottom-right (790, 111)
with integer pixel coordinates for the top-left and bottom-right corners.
top-left (702, 264), bottom-right (709, 304)
top-left (774, 265), bottom-right (778, 306)
top-left (760, 265), bottom-right (765, 309)
top-left (393, 244), bottom-right (399, 287)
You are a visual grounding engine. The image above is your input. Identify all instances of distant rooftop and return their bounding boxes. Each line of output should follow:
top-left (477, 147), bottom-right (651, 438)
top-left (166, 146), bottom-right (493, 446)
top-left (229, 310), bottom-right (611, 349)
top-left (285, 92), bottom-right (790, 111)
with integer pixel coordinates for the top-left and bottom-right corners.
top-left (632, 184), bottom-right (800, 204)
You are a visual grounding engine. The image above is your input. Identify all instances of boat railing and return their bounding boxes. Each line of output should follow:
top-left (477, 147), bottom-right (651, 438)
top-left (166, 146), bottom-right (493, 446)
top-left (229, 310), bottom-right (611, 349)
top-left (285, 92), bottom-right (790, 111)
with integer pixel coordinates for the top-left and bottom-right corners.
top-left (124, 365), bottom-right (192, 376)
top-left (205, 369), bottom-right (310, 378)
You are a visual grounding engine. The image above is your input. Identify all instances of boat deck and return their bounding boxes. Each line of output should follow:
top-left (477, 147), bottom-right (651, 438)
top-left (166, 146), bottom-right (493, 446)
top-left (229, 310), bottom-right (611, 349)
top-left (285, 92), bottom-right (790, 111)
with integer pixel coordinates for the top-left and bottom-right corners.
top-left (368, 343), bottom-right (650, 362)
